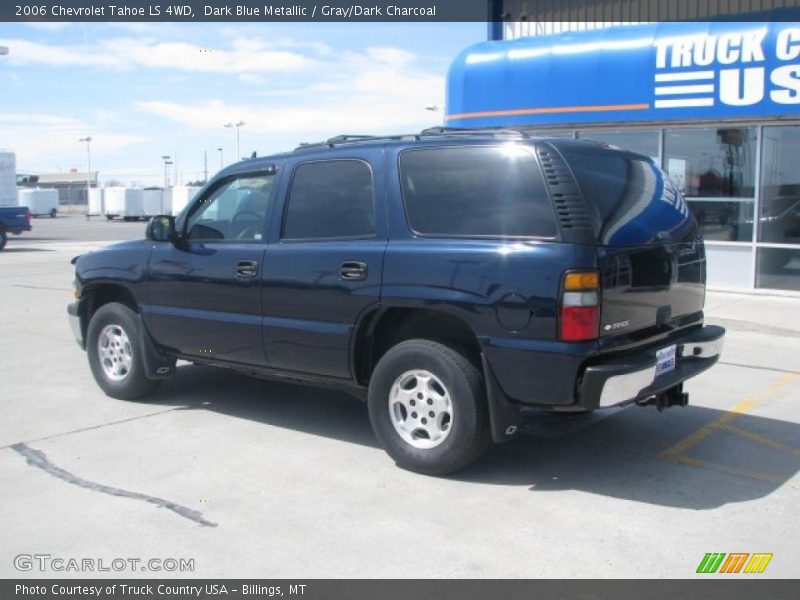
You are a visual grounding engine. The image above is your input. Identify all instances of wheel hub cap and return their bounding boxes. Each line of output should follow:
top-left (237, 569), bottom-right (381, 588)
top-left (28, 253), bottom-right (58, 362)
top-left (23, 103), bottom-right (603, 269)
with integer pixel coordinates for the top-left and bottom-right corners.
top-left (388, 370), bottom-right (452, 449)
top-left (97, 324), bottom-right (133, 382)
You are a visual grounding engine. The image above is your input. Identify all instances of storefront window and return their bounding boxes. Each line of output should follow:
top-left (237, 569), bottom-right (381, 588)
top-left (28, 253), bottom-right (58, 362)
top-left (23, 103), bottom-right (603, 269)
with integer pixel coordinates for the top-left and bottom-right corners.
top-left (760, 126), bottom-right (800, 245)
top-left (756, 248), bottom-right (800, 292)
top-left (576, 129), bottom-right (659, 162)
top-left (664, 127), bottom-right (756, 242)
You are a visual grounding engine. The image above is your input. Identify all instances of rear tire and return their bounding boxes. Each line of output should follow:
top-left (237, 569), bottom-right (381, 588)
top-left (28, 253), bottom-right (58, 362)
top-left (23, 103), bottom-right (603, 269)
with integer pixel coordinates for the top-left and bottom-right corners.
top-left (86, 302), bottom-right (160, 400)
top-left (49, 208), bottom-right (57, 218)
top-left (368, 339), bottom-right (490, 476)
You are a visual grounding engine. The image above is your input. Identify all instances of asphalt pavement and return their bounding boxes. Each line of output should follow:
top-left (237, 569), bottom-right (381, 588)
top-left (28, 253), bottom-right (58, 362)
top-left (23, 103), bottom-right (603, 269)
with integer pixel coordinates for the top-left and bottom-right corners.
top-left (0, 216), bottom-right (797, 578)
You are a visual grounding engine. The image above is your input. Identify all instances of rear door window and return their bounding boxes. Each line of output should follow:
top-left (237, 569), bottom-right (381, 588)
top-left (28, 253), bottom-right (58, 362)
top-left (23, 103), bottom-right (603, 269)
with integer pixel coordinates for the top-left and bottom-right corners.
top-left (399, 146), bottom-right (557, 238)
top-left (282, 160), bottom-right (375, 240)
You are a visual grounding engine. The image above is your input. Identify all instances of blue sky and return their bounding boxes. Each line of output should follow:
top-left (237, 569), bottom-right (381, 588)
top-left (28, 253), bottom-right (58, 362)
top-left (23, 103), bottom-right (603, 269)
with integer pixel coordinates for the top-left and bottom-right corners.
top-left (0, 22), bottom-right (484, 184)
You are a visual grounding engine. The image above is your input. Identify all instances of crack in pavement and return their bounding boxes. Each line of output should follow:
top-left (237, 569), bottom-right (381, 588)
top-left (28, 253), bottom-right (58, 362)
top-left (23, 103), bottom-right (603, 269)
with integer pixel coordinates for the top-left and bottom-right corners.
top-left (10, 442), bottom-right (217, 528)
top-left (0, 407), bottom-right (182, 450)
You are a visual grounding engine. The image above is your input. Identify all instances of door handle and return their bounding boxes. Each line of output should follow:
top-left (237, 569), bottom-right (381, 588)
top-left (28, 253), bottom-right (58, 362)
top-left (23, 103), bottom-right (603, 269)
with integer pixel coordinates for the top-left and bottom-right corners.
top-left (236, 260), bottom-right (259, 278)
top-left (339, 261), bottom-right (368, 281)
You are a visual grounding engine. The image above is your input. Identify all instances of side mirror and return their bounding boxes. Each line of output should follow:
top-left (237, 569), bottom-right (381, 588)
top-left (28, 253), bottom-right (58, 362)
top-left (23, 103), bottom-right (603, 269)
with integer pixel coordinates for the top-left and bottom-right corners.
top-left (146, 215), bottom-right (176, 243)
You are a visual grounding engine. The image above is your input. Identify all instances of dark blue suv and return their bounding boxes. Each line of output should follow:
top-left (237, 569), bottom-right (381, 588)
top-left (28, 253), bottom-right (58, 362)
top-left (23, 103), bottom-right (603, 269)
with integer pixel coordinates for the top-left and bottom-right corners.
top-left (68, 129), bottom-right (725, 475)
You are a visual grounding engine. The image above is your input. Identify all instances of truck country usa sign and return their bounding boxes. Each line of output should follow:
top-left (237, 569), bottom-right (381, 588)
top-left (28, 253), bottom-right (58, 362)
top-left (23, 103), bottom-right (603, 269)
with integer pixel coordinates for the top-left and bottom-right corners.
top-left (444, 22), bottom-right (800, 127)
top-left (654, 26), bottom-right (800, 109)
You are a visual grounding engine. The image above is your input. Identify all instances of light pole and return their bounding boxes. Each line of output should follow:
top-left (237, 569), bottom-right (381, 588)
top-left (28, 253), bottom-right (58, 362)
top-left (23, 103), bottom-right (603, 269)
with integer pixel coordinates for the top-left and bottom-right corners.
top-left (161, 155), bottom-right (171, 188)
top-left (224, 121), bottom-right (245, 162)
top-left (79, 136), bottom-right (92, 219)
top-left (217, 147), bottom-right (223, 170)
top-left (161, 156), bottom-right (172, 215)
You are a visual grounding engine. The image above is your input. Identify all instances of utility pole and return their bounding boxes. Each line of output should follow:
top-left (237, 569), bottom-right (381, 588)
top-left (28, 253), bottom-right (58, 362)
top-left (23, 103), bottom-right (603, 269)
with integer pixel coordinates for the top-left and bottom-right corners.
top-left (203, 150), bottom-right (208, 183)
top-left (217, 147), bottom-right (223, 170)
top-left (79, 136), bottom-right (92, 220)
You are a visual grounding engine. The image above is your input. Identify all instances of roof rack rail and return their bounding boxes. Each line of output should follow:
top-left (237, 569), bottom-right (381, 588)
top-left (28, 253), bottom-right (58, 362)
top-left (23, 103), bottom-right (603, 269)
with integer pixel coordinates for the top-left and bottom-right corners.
top-left (294, 127), bottom-right (533, 152)
top-left (295, 133), bottom-right (421, 151)
top-left (419, 126), bottom-right (531, 138)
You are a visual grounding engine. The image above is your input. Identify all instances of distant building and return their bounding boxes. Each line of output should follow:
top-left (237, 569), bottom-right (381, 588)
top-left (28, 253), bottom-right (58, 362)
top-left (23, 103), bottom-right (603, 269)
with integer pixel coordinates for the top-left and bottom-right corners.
top-left (18, 170), bottom-right (98, 205)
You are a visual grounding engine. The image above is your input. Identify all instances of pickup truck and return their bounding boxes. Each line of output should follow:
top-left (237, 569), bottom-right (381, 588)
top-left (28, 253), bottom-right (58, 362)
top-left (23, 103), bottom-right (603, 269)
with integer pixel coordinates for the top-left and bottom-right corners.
top-left (68, 129), bottom-right (725, 475)
top-left (0, 206), bottom-right (32, 250)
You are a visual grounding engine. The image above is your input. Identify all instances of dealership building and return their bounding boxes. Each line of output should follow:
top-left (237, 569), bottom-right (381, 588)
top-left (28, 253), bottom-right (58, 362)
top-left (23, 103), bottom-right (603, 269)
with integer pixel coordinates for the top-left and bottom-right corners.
top-left (446, 10), bottom-right (800, 293)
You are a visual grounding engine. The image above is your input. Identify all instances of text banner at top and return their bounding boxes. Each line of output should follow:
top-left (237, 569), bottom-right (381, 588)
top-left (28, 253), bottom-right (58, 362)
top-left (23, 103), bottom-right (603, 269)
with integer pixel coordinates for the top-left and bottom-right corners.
top-left (6, 1), bottom-right (489, 22)
top-left (4, 0), bottom-right (800, 23)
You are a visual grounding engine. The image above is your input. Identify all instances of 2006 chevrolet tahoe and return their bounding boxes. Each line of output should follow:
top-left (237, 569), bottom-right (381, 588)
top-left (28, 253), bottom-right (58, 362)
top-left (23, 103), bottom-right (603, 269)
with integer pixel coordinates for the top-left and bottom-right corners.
top-left (68, 128), bottom-right (725, 475)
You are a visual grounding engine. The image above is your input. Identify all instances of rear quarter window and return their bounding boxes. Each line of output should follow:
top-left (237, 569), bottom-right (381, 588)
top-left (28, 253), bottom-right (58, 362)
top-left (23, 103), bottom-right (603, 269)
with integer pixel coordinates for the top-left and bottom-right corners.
top-left (399, 145), bottom-right (557, 238)
top-left (556, 144), bottom-right (697, 246)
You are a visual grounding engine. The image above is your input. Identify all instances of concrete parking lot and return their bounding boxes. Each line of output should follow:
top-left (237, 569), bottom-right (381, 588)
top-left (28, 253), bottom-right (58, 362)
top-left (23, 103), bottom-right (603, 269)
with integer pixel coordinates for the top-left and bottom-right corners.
top-left (1, 216), bottom-right (798, 578)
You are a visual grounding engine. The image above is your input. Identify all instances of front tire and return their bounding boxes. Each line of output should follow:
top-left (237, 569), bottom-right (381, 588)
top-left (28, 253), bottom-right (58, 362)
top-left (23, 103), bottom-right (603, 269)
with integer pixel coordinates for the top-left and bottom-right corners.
top-left (0, 229), bottom-right (7, 251)
top-left (86, 302), bottom-right (159, 400)
top-left (368, 339), bottom-right (490, 476)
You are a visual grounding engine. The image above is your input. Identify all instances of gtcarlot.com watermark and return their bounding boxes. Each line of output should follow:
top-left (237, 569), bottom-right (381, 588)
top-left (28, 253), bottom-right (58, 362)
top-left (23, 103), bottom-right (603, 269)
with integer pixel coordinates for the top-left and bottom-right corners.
top-left (14, 553), bottom-right (194, 573)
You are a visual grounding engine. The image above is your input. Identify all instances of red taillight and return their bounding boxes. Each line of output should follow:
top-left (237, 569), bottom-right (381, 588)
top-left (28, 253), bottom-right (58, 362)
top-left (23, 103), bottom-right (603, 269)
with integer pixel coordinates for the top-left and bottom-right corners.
top-left (25, 209), bottom-right (31, 225)
top-left (559, 271), bottom-right (600, 342)
top-left (560, 305), bottom-right (600, 341)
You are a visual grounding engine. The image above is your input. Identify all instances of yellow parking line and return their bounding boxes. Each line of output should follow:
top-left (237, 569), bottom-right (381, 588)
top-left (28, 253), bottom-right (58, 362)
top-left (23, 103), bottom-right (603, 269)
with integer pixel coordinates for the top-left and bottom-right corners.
top-left (723, 424), bottom-right (800, 459)
top-left (659, 373), bottom-right (798, 462)
top-left (669, 455), bottom-right (785, 484)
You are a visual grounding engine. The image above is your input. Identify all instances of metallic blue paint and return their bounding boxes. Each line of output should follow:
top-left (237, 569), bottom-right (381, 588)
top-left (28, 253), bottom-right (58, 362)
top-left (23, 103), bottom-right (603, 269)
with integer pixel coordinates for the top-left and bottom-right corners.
top-left (72, 135), bottom-right (712, 409)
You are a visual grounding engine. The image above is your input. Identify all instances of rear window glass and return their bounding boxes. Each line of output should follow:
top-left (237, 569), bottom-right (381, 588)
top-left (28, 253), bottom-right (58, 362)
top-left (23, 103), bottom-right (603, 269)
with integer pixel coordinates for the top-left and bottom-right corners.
top-left (399, 146), bottom-right (557, 238)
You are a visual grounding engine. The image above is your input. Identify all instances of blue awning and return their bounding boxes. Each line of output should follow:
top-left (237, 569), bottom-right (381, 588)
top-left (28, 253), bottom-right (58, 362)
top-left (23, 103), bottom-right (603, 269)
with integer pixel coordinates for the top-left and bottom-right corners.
top-left (446, 20), bottom-right (800, 128)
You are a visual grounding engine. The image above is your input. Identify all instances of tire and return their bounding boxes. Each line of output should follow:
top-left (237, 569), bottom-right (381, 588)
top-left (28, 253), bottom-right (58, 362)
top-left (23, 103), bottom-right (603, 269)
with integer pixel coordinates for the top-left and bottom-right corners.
top-left (49, 208), bottom-right (57, 218)
top-left (86, 302), bottom-right (160, 400)
top-left (368, 339), bottom-right (490, 476)
top-left (0, 229), bottom-right (6, 251)
top-left (106, 215), bottom-right (114, 221)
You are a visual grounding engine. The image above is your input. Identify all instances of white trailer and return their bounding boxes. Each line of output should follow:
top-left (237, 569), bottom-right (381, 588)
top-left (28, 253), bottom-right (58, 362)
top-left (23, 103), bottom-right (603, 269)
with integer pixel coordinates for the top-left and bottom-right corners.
top-left (18, 188), bottom-right (59, 217)
top-left (88, 188), bottom-right (105, 217)
top-left (0, 151), bottom-right (18, 208)
top-left (168, 185), bottom-right (200, 216)
top-left (104, 187), bottom-right (145, 220)
top-left (142, 188), bottom-right (167, 217)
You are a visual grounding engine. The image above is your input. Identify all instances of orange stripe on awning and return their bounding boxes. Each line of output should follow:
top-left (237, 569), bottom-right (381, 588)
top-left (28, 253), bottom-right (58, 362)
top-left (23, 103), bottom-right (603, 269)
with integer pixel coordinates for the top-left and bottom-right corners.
top-left (445, 103), bottom-right (650, 121)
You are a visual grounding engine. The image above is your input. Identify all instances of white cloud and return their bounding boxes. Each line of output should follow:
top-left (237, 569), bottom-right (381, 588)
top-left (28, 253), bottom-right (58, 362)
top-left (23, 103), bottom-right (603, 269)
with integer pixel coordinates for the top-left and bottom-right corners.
top-left (365, 47), bottom-right (416, 67)
top-left (23, 22), bottom-right (72, 31)
top-left (103, 38), bottom-right (311, 72)
top-left (0, 112), bottom-right (149, 173)
top-left (0, 36), bottom-right (311, 73)
top-left (137, 56), bottom-right (445, 138)
top-left (0, 39), bottom-right (121, 67)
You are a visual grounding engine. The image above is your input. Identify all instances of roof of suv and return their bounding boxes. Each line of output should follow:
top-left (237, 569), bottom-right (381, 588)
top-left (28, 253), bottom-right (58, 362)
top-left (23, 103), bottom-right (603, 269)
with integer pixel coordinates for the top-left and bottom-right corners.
top-left (224, 127), bottom-right (652, 175)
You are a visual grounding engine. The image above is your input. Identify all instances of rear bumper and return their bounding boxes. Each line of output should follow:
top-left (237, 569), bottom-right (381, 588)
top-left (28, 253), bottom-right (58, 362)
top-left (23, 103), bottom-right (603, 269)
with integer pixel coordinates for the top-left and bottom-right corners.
top-left (67, 300), bottom-right (85, 349)
top-left (578, 325), bottom-right (725, 410)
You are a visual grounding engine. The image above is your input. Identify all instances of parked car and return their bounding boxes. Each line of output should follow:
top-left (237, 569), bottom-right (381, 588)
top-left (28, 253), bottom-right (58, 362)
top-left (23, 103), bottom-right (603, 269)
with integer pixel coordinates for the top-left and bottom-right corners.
top-left (68, 129), bottom-right (725, 475)
top-left (0, 206), bottom-right (31, 250)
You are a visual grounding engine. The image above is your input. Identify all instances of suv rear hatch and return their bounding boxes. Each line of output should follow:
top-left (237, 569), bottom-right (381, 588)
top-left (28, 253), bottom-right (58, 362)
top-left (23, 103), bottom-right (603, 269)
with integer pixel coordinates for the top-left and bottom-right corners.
top-left (547, 141), bottom-right (706, 340)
